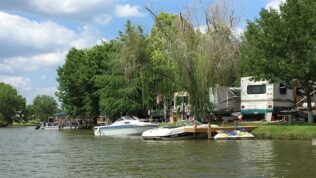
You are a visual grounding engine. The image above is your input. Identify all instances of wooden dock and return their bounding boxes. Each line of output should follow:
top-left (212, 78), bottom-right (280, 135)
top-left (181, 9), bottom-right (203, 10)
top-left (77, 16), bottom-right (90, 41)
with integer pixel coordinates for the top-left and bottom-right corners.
top-left (183, 123), bottom-right (258, 139)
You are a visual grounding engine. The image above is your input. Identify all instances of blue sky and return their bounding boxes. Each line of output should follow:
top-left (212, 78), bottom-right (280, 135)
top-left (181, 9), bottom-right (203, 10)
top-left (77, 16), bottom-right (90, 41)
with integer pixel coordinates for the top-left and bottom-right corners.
top-left (0, 0), bottom-right (284, 104)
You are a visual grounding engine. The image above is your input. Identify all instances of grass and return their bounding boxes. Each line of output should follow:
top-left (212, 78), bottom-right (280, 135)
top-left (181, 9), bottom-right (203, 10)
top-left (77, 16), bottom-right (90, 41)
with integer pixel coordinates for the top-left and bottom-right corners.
top-left (12, 119), bottom-right (41, 126)
top-left (252, 125), bottom-right (316, 140)
top-left (219, 121), bottom-right (316, 140)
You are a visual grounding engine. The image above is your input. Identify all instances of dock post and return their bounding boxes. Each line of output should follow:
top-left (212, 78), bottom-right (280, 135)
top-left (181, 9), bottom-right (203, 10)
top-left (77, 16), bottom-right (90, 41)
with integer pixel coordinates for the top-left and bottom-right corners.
top-left (207, 122), bottom-right (212, 140)
top-left (193, 122), bottom-right (197, 139)
top-left (312, 138), bottom-right (316, 146)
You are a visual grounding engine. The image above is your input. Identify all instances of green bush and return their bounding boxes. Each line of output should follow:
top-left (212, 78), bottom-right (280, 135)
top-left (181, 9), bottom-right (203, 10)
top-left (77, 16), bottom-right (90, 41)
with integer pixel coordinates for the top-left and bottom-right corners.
top-left (0, 113), bottom-right (8, 127)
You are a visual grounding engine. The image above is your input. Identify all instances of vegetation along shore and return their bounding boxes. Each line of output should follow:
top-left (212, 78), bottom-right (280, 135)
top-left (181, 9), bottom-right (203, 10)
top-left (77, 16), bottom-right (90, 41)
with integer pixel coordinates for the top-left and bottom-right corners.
top-left (236, 122), bottom-right (316, 140)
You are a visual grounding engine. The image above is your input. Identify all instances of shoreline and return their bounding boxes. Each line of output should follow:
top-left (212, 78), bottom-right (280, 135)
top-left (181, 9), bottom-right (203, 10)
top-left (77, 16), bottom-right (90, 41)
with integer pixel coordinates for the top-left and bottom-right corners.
top-left (2, 122), bottom-right (316, 140)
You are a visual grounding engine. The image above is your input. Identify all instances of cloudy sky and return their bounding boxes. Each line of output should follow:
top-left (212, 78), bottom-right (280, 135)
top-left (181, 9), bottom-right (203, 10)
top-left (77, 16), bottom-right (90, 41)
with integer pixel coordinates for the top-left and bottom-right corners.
top-left (0, 0), bottom-right (284, 104)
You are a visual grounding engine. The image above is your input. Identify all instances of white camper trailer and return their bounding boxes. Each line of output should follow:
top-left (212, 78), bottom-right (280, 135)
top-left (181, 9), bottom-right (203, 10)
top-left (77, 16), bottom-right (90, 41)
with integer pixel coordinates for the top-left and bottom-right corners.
top-left (209, 86), bottom-right (241, 113)
top-left (240, 77), bottom-right (294, 121)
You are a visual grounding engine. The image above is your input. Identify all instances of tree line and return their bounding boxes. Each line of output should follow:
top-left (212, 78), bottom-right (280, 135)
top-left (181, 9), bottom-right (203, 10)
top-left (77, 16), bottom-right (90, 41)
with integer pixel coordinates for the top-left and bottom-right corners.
top-left (0, 82), bottom-right (58, 126)
top-left (57, 1), bottom-right (241, 121)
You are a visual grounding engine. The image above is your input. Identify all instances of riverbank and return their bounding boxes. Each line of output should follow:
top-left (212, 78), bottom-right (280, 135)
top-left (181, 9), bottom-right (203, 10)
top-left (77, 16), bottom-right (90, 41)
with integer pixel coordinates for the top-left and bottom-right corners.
top-left (11, 120), bottom-right (40, 127)
top-left (235, 121), bottom-right (316, 140)
top-left (251, 125), bottom-right (316, 140)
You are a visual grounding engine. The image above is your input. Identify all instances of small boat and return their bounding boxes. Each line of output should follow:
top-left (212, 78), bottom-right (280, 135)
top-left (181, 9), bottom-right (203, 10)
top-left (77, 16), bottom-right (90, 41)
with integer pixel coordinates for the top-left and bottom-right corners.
top-left (214, 129), bottom-right (254, 140)
top-left (39, 122), bottom-right (72, 130)
top-left (142, 120), bottom-right (219, 140)
top-left (94, 116), bottom-right (158, 136)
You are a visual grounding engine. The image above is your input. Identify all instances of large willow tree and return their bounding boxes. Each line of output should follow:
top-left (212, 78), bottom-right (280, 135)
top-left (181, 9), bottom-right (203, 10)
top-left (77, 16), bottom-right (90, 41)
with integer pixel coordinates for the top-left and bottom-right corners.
top-left (146, 0), bottom-right (240, 119)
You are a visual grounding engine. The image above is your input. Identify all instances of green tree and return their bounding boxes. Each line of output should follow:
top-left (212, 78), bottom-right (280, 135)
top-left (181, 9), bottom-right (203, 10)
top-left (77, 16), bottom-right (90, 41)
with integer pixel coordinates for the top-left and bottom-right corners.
top-left (32, 95), bottom-right (58, 122)
top-left (97, 21), bottom-right (149, 119)
top-left (0, 113), bottom-right (7, 127)
top-left (0, 82), bottom-right (26, 125)
top-left (25, 104), bottom-right (36, 120)
top-left (240, 0), bottom-right (316, 123)
top-left (145, 12), bottom-right (178, 109)
top-left (57, 44), bottom-right (110, 119)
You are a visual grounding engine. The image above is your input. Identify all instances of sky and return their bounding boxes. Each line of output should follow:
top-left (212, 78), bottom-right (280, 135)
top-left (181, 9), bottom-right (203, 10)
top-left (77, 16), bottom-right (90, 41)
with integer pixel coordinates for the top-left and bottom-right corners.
top-left (0, 0), bottom-right (285, 104)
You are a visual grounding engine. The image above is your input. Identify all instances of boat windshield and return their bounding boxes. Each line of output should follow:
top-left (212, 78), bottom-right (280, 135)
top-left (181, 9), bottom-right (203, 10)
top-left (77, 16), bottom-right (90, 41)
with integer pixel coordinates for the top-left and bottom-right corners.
top-left (117, 116), bottom-right (136, 121)
top-left (163, 119), bottom-right (203, 128)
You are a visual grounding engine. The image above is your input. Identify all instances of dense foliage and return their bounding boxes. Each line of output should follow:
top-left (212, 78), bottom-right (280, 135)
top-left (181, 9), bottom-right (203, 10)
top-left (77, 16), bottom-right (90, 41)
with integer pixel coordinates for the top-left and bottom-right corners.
top-left (57, 8), bottom-right (240, 120)
top-left (31, 95), bottom-right (58, 122)
top-left (0, 82), bottom-right (26, 125)
top-left (240, 0), bottom-right (316, 123)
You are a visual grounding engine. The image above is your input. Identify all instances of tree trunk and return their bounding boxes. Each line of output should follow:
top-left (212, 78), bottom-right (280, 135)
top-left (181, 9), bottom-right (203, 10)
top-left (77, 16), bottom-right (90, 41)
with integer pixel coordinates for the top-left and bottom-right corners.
top-left (306, 85), bottom-right (314, 124)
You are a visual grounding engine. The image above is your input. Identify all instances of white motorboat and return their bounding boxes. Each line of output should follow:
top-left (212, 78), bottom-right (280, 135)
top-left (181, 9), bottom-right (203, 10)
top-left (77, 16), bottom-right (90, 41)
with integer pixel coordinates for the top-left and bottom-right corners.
top-left (214, 129), bottom-right (254, 140)
top-left (39, 122), bottom-right (72, 130)
top-left (142, 120), bottom-right (219, 140)
top-left (94, 116), bottom-right (158, 136)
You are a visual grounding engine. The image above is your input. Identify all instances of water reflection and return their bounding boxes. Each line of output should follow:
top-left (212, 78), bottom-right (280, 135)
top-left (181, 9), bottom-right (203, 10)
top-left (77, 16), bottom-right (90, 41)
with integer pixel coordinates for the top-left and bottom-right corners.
top-left (0, 127), bottom-right (315, 177)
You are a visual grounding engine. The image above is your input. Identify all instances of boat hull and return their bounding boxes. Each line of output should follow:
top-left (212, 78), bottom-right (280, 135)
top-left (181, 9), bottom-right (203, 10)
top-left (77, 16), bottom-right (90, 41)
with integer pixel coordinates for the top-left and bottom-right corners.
top-left (94, 125), bottom-right (157, 136)
top-left (142, 124), bottom-right (217, 140)
top-left (142, 132), bottom-right (207, 140)
top-left (41, 126), bottom-right (72, 130)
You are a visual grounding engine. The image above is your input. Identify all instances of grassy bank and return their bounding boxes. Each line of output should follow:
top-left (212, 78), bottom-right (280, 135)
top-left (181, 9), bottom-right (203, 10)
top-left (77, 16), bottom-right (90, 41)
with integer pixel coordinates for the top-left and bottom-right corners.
top-left (12, 120), bottom-right (41, 127)
top-left (252, 125), bottom-right (316, 140)
top-left (209, 121), bottom-right (316, 140)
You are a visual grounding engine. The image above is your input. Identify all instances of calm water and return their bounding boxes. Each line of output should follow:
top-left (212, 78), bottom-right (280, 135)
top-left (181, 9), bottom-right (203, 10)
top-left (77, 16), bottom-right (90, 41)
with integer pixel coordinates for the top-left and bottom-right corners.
top-left (0, 127), bottom-right (315, 178)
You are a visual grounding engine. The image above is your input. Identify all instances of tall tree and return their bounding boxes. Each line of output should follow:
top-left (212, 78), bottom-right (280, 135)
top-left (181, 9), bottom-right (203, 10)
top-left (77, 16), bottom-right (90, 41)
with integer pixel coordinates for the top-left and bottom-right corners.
top-left (0, 83), bottom-right (26, 125)
top-left (240, 0), bottom-right (316, 123)
top-left (146, 13), bottom-right (178, 108)
top-left (146, 1), bottom-right (240, 119)
top-left (97, 21), bottom-right (149, 119)
top-left (32, 95), bottom-right (58, 122)
top-left (57, 44), bottom-right (109, 119)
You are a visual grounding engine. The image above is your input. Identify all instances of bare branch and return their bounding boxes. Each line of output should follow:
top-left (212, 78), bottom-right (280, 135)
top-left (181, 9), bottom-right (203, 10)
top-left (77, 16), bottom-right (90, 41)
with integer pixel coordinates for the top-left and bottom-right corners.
top-left (144, 4), bottom-right (172, 43)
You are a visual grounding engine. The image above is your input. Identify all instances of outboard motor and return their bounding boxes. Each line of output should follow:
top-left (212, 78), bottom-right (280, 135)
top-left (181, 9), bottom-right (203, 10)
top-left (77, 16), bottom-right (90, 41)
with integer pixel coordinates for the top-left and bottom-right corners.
top-left (35, 125), bottom-right (41, 130)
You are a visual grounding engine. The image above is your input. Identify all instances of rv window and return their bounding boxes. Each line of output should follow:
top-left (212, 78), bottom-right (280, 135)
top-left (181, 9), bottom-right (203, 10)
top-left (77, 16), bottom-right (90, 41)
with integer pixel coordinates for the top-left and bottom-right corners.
top-left (279, 83), bottom-right (287, 95)
top-left (247, 85), bottom-right (266, 94)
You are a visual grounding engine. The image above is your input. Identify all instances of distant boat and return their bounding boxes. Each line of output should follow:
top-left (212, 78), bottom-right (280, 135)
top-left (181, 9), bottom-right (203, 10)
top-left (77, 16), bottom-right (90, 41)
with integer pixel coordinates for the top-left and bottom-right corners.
top-left (214, 129), bottom-right (254, 140)
top-left (142, 120), bottom-right (219, 140)
top-left (38, 122), bottom-right (72, 130)
top-left (94, 116), bottom-right (158, 136)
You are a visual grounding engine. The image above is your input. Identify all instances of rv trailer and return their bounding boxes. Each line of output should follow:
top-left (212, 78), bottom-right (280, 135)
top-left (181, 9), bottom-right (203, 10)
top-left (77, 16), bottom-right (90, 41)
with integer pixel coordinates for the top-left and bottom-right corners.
top-left (240, 77), bottom-right (294, 121)
top-left (209, 86), bottom-right (241, 113)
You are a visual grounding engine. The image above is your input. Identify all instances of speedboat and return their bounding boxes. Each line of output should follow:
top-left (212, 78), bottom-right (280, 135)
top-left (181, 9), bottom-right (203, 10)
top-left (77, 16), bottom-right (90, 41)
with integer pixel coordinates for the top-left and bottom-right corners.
top-left (142, 120), bottom-right (219, 140)
top-left (94, 116), bottom-right (158, 136)
top-left (214, 129), bottom-right (254, 140)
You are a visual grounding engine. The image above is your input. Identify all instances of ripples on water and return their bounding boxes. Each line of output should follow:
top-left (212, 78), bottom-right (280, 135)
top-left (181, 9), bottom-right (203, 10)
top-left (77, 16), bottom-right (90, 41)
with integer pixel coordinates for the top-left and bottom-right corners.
top-left (0, 127), bottom-right (315, 178)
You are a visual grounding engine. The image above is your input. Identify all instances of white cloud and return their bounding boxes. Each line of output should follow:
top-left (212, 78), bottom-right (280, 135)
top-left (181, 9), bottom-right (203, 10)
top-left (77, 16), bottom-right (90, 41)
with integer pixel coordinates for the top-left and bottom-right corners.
top-left (23, 86), bottom-right (59, 104)
top-left (115, 4), bottom-right (145, 17)
top-left (0, 0), bottom-right (114, 24)
top-left (0, 64), bottom-right (13, 73)
top-left (35, 87), bottom-right (58, 96)
top-left (0, 76), bottom-right (32, 91)
top-left (266, 0), bottom-right (286, 11)
top-left (2, 51), bottom-right (66, 72)
top-left (93, 14), bottom-right (112, 25)
top-left (0, 12), bottom-right (103, 73)
top-left (232, 26), bottom-right (245, 39)
top-left (0, 12), bottom-right (76, 58)
top-left (194, 25), bottom-right (244, 39)
top-left (195, 25), bottom-right (207, 34)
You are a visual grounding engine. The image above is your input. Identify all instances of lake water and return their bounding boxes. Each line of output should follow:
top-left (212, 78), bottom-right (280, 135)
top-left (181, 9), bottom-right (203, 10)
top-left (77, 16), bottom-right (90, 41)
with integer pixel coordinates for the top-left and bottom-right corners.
top-left (0, 127), bottom-right (315, 178)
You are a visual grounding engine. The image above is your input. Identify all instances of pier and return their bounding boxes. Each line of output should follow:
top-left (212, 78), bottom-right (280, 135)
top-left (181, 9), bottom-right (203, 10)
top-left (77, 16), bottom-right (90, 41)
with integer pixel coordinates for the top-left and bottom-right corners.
top-left (183, 123), bottom-right (258, 139)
